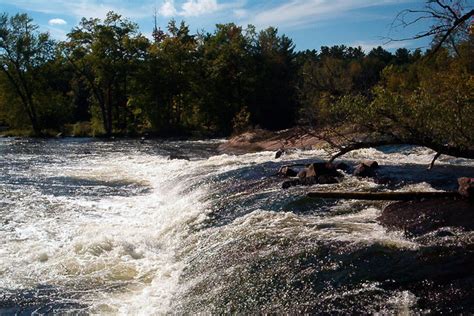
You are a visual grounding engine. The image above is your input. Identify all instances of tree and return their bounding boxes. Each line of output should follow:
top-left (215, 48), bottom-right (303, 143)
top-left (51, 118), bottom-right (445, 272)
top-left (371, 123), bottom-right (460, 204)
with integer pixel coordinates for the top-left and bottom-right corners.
top-left (252, 27), bottom-right (297, 130)
top-left (326, 46), bottom-right (474, 165)
top-left (315, 1), bottom-right (474, 166)
top-left (0, 13), bottom-right (56, 135)
top-left (198, 23), bottom-right (255, 134)
top-left (64, 11), bottom-right (149, 136)
top-left (136, 20), bottom-right (199, 135)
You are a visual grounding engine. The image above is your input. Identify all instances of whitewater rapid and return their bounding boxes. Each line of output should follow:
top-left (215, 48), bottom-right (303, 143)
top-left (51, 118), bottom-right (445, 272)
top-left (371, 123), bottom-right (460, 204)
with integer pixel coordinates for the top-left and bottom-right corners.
top-left (1, 138), bottom-right (473, 314)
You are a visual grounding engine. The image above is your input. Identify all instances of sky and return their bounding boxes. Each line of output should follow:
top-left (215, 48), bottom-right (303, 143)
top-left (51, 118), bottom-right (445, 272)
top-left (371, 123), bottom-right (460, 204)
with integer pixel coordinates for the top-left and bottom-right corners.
top-left (1, 0), bottom-right (435, 52)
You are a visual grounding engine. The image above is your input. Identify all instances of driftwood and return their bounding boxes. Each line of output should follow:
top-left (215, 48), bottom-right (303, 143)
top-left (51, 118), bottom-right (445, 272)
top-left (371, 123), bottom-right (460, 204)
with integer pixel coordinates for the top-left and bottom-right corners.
top-left (307, 191), bottom-right (461, 201)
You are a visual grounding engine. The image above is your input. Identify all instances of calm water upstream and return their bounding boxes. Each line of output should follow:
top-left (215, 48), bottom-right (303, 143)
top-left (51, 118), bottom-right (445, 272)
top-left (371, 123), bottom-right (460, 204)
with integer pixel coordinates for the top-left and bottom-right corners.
top-left (1, 138), bottom-right (473, 314)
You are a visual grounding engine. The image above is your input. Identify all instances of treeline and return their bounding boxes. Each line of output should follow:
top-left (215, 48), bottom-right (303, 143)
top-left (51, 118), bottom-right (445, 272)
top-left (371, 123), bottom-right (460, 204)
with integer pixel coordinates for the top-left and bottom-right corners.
top-left (0, 11), bottom-right (472, 139)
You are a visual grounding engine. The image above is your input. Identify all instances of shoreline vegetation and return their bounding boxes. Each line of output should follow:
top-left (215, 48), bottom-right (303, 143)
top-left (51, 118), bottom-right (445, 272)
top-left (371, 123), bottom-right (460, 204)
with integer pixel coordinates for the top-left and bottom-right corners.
top-left (1, 2), bottom-right (473, 239)
top-left (1, 2), bottom-right (472, 155)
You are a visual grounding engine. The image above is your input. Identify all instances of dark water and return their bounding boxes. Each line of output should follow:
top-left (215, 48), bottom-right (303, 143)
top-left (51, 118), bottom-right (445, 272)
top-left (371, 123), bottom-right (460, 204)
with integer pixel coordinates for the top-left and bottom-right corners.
top-left (0, 138), bottom-right (473, 314)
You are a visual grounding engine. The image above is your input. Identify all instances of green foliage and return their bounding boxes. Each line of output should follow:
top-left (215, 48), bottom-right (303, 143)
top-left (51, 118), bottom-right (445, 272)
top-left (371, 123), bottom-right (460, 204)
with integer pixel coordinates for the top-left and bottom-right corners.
top-left (0, 9), bottom-right (471, 151)
top-left (232, 106), bottom-right (252, 134)
top-left (331, 45), bottom-right (474, 150)
top-left (65, 11), bottom-right (150, 136)
top-left (137, 20), bottom-right (198, 135)
top-left (0, 13), bottom-right (67, 135)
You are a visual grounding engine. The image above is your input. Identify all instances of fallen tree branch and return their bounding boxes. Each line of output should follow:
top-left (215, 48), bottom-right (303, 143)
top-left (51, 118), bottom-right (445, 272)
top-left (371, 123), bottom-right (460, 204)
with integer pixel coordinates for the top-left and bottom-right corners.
top-left (307, 191), bottom-right (460, 201)
top-left (428, 152), bottom-right (442, 170)
top-left (328, 138), bottom-right (474, 163)
top-left (328, 140), bottom-right (400, 163)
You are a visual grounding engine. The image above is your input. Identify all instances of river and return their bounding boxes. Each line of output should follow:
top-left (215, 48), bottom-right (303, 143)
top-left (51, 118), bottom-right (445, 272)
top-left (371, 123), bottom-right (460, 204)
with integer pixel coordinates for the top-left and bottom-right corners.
top-left (1, 138), bottom-right (473, 314)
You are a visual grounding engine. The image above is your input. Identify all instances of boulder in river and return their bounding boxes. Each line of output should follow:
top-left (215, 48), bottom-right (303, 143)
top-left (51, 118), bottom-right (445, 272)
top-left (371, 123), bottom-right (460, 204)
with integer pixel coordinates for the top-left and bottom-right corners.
top-left (362, 160), bottom-right (379, 169)
top-left (297, 169), bottom-right (307, 179)
top-left (378, 198), bottom-right (474, 237)
top-left (275, 149), bottom-right (285, 159)
top-left (353, 160), bottom-right (379, 177)
top-left (281, 162), bottom-right (343, 189)
top-left (306, 162), bottom-right (343, 178)
top-left (277, 166), bottom-right (298, 177)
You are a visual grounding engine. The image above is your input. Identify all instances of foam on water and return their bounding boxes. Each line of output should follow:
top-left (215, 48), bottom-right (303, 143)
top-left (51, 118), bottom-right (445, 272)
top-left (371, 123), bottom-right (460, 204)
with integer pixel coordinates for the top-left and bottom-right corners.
top-left (1, 139), bottom-right (473, 313)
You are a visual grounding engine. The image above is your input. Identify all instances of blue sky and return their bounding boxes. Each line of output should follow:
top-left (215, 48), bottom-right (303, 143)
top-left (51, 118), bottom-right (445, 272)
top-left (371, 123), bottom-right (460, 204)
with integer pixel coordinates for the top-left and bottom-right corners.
top-left (1, 0), bottom-right (434, 52)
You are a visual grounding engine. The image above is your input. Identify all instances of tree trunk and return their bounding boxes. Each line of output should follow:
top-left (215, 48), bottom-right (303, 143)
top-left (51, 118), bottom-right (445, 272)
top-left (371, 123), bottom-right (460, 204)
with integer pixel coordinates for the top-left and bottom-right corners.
top-left (106, 84), bottom-right (113, 136)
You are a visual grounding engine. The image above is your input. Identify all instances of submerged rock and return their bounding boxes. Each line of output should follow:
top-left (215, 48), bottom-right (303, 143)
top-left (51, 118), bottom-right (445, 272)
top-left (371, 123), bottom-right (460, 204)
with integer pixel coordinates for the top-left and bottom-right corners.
top-left (378, 198), bottom-right (474, 237)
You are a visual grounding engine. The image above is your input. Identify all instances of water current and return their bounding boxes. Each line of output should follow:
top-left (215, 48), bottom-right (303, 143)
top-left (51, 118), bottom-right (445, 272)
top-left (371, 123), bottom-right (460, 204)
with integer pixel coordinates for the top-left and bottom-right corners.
top-left (1, 138), bottom-right (473, 314)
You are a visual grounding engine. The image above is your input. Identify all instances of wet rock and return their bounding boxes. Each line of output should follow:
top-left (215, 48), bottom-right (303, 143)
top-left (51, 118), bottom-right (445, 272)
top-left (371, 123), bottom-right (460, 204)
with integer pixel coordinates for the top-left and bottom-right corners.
top-left (378, 198), bottom-right (474, 237)
top-left (282, 162), bottom-right (343, 189)
top-left (297, 169), bottom-right (307, 179)
top-left (278, 166), bottom-right (298, 177)
top-left (458, 177), bottom-right (474, 199)
top-left (275, 149), bottom-right (284, 159)
top-left (353, 160), bottom-right (379, 177)
top-left (306, 163), bottom-right (343, 178)
top-left (169, 154), bottom-right (190, 160)
top-left (362, 160), bottom-right (379, 169)
top-left (353, 164), bottom-right (373, 177)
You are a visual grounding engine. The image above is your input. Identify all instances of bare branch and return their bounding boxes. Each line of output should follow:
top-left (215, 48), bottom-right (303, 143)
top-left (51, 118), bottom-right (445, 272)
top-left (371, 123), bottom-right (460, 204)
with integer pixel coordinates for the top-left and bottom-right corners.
top-left (428, 152), bottom-right (442, 170)
top-left (386, 0), bottom-right (474, 55)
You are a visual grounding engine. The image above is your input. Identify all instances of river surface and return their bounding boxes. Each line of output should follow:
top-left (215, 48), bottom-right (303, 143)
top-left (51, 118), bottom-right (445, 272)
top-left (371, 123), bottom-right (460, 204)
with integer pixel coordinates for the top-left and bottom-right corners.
top-left (1, 138), bottom-right (473, 314)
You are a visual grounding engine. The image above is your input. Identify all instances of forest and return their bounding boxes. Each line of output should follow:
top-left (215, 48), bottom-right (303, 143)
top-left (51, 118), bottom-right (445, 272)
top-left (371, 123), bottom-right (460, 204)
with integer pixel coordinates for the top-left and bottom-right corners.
top-left (0, 3), bottom-right (472, 151)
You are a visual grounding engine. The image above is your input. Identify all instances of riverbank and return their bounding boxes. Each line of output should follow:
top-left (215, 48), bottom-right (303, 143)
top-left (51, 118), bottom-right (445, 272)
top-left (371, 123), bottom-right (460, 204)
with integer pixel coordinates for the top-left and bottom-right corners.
top-left (217, 127), bottom-right (333, 154)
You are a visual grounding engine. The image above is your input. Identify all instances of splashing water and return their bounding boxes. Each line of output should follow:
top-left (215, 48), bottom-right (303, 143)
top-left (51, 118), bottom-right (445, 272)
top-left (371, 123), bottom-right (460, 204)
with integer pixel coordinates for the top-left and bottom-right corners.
top-left (1, 138), bottom-right (473, 314)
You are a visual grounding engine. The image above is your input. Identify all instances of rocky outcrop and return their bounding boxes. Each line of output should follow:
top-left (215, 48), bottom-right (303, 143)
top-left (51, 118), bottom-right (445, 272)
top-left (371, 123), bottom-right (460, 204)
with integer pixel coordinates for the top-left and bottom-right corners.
top-left (378, 198), bottom-right (474, 237)
top-left (218, 128), bottom-right (327, 154)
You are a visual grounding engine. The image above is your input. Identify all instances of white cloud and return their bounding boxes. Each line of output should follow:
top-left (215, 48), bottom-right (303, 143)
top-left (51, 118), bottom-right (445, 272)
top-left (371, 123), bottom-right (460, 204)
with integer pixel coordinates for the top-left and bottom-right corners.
top-left (158, 0), bottom-right (240, 17)
top-left (159, 0), bottom-right (178, 17)
top-left (48, 18), bottom-right (67, 25)
top-left (181, 0), bottom-right (218, 17)
top-left (4, 0), bottom-right (245, 22)
top-left (249, 0), bottom-right (411, 28)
